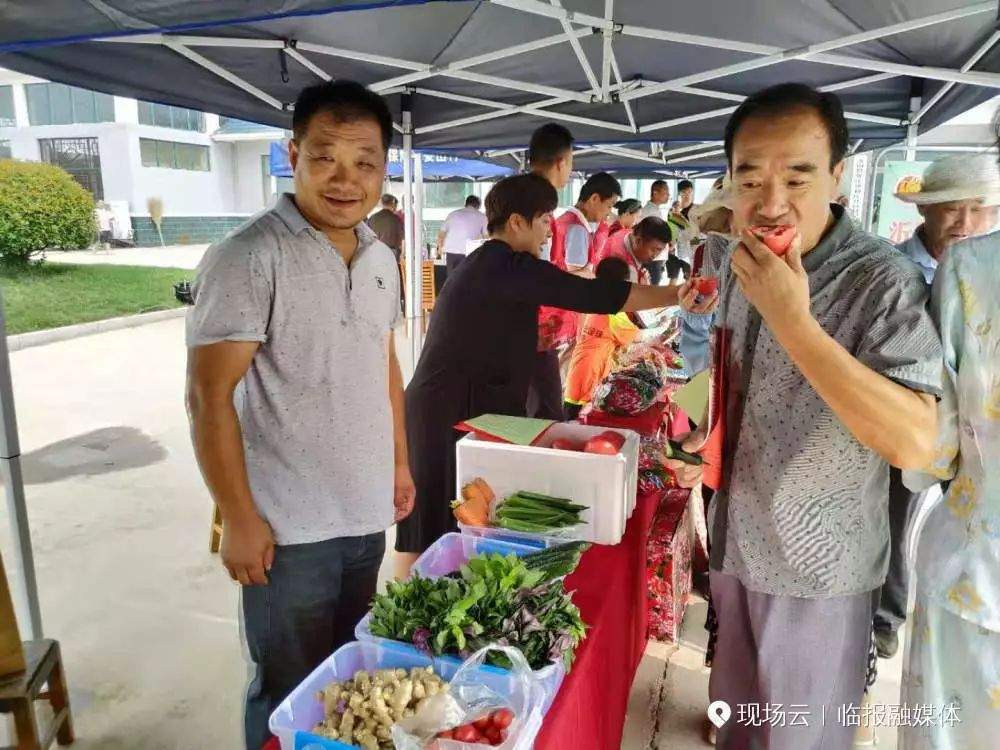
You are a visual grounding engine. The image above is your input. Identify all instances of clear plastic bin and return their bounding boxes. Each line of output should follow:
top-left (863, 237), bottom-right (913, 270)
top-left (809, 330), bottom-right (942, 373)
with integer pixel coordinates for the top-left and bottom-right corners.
top-left (353, 615), bottom-right (566, 717)
top-left (411, 532), bottom-right (536, 578)
top-left (457, 523), bottom-right (573, 549)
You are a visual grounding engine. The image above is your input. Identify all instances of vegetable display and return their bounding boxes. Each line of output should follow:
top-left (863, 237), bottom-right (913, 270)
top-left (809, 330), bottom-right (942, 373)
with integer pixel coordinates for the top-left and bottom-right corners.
top-left (436, 708), bottom-right (515, 746)
top-left (519, 541), bottom-right (591, 581)
top-left (749, 224), bottom-right (795, 256)
top-left (369, 553), bottom-right (587, 672)
top-left (495, 491), bottom-right (587, 533)
top-left (311, 666), bottom-right (447, 749)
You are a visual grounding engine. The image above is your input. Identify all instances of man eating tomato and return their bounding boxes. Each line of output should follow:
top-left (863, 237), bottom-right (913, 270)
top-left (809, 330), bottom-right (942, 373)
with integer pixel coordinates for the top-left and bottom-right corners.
top-left (668, 83), bottom-right (943, 749)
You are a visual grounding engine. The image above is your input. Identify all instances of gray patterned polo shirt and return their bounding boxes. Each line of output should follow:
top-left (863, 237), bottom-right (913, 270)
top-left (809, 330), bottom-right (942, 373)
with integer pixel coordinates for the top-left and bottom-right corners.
top-left (187, 194), bottom-right (402, 545)
top-left (708, 206), bottom-right (943, 598)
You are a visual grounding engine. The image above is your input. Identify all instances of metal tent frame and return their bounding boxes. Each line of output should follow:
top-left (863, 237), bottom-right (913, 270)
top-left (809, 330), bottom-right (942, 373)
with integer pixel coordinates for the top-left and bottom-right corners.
top-left (1, 0), bottom-right (999, 639)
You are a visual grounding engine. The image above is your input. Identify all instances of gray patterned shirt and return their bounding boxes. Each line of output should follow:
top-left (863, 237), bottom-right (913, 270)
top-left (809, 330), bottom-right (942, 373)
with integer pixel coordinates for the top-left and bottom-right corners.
top-left (187, 194), bottom-right (402, 545)
top-left (708, 206), bottom-right (943, 598)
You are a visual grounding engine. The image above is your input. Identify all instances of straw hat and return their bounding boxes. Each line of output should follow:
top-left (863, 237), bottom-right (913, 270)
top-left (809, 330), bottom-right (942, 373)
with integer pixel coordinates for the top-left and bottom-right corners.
top-left (894, 153), bottom-right (1000, 206)
top-left (689, 177), bottom-right (732, 233)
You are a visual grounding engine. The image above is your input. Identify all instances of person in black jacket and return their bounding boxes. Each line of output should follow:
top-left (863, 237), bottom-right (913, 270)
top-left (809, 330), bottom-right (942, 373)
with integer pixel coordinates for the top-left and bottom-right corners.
top-left (394, 173), bottom-right (715, 575)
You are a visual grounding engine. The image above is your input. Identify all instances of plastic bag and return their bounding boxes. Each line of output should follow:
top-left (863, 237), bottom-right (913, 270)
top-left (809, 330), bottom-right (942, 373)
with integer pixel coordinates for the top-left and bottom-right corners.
top-left (391, 644), bottom-right (545, 750)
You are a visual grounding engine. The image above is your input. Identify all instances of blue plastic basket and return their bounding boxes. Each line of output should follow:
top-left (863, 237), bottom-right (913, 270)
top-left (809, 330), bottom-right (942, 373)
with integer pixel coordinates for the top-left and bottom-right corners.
top-left (269, 640), bottom-right (522, 750)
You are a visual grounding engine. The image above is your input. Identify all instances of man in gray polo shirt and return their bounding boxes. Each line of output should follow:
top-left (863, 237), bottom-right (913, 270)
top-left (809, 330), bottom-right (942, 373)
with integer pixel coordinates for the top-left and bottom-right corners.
top-left (669, 84), bottom-right (942, 749)
top-left (185, 81), bottom-right (415, 750)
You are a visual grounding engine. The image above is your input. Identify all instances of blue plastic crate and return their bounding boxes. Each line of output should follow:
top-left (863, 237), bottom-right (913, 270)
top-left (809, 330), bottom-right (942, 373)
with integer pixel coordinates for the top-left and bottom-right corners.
top-left (410, 532), bottom-right (537, 578)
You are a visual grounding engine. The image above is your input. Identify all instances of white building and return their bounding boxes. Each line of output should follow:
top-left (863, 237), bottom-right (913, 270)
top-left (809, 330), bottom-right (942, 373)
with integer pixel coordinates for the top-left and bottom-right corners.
top-left (0, 67), bottom-right (284, 245)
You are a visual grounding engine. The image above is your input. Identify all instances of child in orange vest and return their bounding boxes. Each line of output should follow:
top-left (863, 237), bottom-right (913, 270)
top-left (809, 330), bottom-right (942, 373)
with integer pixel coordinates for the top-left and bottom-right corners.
top-left (563, 257), bottom-right (640, 420)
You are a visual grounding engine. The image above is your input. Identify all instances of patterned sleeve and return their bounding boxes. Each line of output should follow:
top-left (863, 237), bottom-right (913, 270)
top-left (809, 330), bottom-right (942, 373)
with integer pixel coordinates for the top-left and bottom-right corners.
top-left (910, 253), bottom-right (962, 485)
top-left (853, 259), bottom-right (943, 398)
top-left (186, 232), bottom-right (273, 347)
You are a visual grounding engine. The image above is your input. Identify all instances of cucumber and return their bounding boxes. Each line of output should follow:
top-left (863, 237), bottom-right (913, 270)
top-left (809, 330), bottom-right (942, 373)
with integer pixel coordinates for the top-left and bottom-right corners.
top-left (666, 439), bottom-right (703, 466)
top-left (515, 491), bottom-right (578, 506)
top-left (497, 517), bottom-right (555, 533)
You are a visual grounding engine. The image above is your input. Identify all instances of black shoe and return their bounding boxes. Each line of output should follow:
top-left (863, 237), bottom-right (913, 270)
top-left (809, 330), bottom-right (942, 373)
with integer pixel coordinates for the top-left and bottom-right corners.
top-left (874, 628), bottom-right (899, 659)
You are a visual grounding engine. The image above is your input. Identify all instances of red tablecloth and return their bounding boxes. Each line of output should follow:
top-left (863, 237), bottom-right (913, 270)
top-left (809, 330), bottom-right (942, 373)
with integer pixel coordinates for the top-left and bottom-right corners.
top-left (532, 488), bottom-right (661, 750)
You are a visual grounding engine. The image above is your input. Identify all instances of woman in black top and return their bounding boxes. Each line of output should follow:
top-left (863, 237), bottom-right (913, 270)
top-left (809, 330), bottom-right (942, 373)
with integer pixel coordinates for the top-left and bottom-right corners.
top-left (395, 174), bottom-right (713, 571)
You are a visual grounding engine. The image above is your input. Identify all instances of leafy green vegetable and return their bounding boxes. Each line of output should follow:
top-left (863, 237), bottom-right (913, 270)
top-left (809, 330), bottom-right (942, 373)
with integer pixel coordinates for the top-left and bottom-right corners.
top-left (368, 553), bottom-right (587, 671)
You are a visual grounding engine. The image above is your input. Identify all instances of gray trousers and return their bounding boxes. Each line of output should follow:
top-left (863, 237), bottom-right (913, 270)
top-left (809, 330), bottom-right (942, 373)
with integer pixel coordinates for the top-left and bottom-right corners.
top-left (709, 571), bottom-right (876, 750)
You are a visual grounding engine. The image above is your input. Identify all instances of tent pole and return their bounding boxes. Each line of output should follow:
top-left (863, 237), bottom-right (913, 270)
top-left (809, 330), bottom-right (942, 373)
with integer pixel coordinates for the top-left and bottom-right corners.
top-left (913, 29), bottom-right (1000, 125)
top-left (402, 98), bottom-right (418, 321)
top-left (413, 155), bottom-right (425, 271)
top-left (905, 82), bottom-right (923, 161)
top-left (0, 294), bottom-right (42, 640)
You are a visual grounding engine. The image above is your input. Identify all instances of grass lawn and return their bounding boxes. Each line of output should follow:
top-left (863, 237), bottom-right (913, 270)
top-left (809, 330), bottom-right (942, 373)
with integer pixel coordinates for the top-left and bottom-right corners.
top-left (0, 263), bottom-right (190, 335)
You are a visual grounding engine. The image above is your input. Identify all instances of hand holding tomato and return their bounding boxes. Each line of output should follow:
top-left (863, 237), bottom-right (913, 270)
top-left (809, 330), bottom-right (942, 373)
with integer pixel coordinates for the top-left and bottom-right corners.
top-left (677, 278), bottom-right (719, 315)
top-left (730, 227), bottom-right (811, 336)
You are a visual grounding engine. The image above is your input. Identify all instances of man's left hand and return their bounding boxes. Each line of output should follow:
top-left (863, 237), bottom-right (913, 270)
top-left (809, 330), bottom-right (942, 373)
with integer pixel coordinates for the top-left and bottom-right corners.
top-left (730, 228), bottom-right (811, 334)
top-left (393, 464), bottom-right (416, 522)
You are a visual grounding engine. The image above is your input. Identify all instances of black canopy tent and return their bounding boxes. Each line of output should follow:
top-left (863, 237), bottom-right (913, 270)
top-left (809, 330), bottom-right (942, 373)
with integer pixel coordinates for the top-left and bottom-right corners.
top-left (0, 0), bottom-right (999, 638)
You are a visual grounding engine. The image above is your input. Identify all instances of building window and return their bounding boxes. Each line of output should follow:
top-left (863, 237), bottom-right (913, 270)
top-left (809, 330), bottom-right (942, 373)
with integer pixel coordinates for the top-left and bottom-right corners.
top-left (38, 137), bottom-right (103, 199)
top-left (140, 138), bottom-right (210, 171)
top-left (0, 86), bottom-right (15, 128)
top-left (25, 83), bottom-right (114, 126)
top-left (0, 141), bottom-right (11, 159)
top-left (138, 101), bottom-right (205, 132)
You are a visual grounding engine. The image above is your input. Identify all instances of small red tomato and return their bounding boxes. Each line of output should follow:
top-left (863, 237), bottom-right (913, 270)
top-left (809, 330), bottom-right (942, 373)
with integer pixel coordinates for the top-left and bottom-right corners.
top-left (550, 437), bottom-right (581, 451)
top-left (694, 276), bottom-right (718, 296)
top-left (492, 708), bottom-right (514, 729)
top-left (749, 224), bottom-right (795, 256)
top-left (484, 725), bottom-right (503, 745)
top-left (598, 430), bottom-right (626, 449)
top-left (473, 715), bottom-right (493, 732)
top-left (453, 725), bottom-right (481, 743)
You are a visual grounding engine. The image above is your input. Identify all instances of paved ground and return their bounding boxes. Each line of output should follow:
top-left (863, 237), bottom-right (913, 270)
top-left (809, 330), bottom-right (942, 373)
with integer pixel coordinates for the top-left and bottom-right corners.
top-left (45, 244), bottom-right (209, 270)
top-left (0, 313), bottom-right (906, 748)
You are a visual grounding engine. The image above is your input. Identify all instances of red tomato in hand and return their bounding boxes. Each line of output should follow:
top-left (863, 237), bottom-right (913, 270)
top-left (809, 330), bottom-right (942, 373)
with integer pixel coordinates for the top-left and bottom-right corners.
top-left (437, 729), bottom-right (454, 739)
top-left (492, 708), bottom-right (515, 729)
top-left (550, 437), bottom-right (581, 451)
top-left (453, 725), bottom-right (481, 743)
top-left (694, 276), bottom-right (718, 296)
top-left (749, 224), bottom-right (795, 256)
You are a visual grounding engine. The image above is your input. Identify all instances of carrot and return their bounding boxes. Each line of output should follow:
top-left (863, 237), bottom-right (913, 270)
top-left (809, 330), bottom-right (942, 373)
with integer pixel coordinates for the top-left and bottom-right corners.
top-left (452, 497), bottom-right (489, 526)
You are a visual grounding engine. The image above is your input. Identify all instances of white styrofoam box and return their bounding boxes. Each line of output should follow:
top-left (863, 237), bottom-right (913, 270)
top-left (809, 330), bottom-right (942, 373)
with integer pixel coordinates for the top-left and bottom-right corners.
top-left (456, 423), bottom-right (639, 546)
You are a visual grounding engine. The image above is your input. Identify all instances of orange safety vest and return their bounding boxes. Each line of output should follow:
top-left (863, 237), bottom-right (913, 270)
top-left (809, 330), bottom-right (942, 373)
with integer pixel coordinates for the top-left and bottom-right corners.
top-left (563, 312), bottom-right (639, 406)
top-left (538, 209), bottom-right (591, 351)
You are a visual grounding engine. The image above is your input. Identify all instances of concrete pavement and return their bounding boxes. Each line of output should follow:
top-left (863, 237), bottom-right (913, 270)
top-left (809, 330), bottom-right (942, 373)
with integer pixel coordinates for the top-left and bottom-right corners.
top-left (45, 244), bottom-right (209, 270)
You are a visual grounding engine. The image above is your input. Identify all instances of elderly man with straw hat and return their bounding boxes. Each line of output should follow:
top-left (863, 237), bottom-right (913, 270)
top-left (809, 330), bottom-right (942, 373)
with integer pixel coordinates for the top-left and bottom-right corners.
top-left (894, 153), bottom-right (1000, 284)
top-left (868, 153), bottom-right (1000, 665)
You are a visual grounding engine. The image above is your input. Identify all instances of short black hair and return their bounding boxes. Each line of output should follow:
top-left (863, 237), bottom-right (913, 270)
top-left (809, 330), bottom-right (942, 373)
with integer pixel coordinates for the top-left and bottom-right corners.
top-left (528, 123), bottom-right (574, 168)
top-left (724, 83), bottom-right (848, 170)
top-left (677, 180), bottom-right (694, 192)
top-left (381, 193), bottom-right (397, 207)
top-left (579, 172), bottom-right (622, 203)
top-left (465, 195), bottom-right (481, 209)
top-left (486, 173), bottom-right (558, 234)
top-left (651, 180), bottom-right (669, 194)
top-left (634, 216), bottom-right (672, 244)
top-left (292, 80), bottom-right (394, 153)
top-left (614, 198), bottom-right (643, 215)
top-left (595, 256), bottom-right (631, 282)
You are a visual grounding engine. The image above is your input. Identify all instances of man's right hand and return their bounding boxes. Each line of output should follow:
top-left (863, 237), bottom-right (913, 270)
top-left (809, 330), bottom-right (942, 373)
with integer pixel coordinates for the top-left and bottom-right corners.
top-left (221, 511), bottom-right (275, 586)
top-left (665, 429), bottom-right (708, 489)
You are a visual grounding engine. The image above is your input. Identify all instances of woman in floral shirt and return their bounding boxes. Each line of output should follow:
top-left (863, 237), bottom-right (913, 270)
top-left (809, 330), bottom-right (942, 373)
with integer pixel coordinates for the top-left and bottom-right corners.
top-left (901, 225), bottom-right (1000, 748)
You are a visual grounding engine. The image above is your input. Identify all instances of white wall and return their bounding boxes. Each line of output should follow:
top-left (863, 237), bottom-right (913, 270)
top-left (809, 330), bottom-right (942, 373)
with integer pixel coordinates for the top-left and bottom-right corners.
top-left (232, 140), bottom-right (277, 214)
top-left (129, 125), bottom-right (237, 215)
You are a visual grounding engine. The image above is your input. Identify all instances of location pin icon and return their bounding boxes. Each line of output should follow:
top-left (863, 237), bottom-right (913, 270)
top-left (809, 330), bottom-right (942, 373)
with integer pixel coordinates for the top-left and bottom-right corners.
top-left (707, 700), bottom-right (732, 729)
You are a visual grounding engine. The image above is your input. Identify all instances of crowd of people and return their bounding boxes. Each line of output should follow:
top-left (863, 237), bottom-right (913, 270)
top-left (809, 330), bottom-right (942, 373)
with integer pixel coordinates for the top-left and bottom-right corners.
top-left (183, 76), bottom-right (998, 750)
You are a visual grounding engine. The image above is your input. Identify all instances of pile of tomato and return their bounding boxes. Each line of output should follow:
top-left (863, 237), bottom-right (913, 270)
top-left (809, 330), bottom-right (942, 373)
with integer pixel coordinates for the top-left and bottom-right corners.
top-left (435, 708), bottom-right (514, 746)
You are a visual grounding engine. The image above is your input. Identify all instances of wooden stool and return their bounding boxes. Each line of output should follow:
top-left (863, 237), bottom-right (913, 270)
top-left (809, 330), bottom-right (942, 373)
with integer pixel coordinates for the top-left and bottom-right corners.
top-left (0, 639), bottom-right (74, 749)
top-left (420, 261), bottom-right (436, 314)
top-left (209, 504), bottom-right (223, 554)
